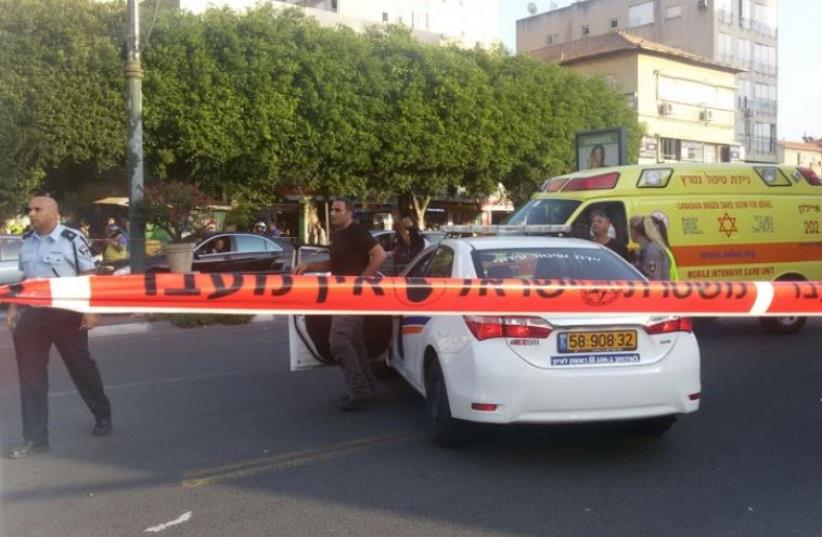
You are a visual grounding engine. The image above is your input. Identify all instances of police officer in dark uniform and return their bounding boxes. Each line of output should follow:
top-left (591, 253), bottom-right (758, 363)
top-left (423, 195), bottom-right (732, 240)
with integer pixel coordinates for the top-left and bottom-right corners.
top-left (5, 196), bottom-right (112, 459)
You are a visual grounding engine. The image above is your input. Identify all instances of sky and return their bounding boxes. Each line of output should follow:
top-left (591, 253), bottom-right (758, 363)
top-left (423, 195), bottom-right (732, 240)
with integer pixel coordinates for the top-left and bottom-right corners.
top-left (500, 0), bottom-right (822, 142)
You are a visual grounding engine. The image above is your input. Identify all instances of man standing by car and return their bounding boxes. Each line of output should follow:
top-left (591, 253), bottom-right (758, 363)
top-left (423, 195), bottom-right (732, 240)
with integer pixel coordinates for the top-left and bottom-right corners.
top-left (5, 196), bottom-right (112, 459)
top-left (294, 198), bottom-right (387, 411)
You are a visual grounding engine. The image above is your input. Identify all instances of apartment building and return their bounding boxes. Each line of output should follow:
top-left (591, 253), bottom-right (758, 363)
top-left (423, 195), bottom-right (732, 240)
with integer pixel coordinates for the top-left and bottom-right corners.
top-left (531, 31), bottom-right (743, 164)
top-left (177, 0), bottom-right (503, 48)
top-left (279, 0), bottom-right (503, 49)
top-left (517, 0), bottom-right (779, 162)
top-left (778, 140), bottom-right (822, 176)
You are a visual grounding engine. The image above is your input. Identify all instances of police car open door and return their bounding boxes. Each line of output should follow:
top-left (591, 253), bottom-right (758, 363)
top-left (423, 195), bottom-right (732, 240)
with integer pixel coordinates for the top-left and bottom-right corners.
top-left (288, 246), bottom-right (392, 372)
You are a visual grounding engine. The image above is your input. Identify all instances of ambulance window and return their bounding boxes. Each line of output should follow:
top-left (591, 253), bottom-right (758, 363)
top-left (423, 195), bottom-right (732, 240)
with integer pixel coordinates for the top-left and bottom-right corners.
top-left (754, 166), bottom-right (791, 187)
top-left (507, 199), bottom-right (581, 226)
top-left (637, 168), bottom-right (673, 188)
top-left (572, 202), bottom-right (629, 246)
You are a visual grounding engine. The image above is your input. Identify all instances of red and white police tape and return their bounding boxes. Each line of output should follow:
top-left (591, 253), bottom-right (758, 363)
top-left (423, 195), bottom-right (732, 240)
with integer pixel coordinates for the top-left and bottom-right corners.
top-left (1, 274), bottom-right (821, 317)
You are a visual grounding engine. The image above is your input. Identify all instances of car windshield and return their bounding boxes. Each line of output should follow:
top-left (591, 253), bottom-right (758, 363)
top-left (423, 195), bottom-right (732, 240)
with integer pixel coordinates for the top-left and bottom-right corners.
top-left (472, 247), bottom-right (643, 281)
top-left (506, 199), bottom-right (581, 226)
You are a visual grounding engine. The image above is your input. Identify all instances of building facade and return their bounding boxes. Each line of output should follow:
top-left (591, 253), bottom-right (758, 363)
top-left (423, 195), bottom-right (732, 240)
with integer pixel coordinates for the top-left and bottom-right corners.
top-left (517, 0), bottom-right (779, 162)
top-left (531, 32), bottom-right (743, 164)
top-left (778, 141), bottom-right (822, 177)
top-left (293, 0), bottom-right (502, 49)
top-left (239, 0), bottom-right (504, 49)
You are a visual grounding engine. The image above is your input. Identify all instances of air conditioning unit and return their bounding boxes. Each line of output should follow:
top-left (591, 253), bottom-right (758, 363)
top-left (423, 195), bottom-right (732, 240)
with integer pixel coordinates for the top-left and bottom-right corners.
top-left (697, 0), bottom-right (708, 8)
top-left (658, 103), bottom-right (673, 116)
top-left (699, 110), bottom-right (713, 121)
top-left (744, 108), bottom-right (754, 118)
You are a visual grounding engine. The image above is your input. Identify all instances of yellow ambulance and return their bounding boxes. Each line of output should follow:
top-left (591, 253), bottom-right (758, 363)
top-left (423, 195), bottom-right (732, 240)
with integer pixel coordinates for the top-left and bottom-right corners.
top-left (507, 162), bottom-right (822, 334)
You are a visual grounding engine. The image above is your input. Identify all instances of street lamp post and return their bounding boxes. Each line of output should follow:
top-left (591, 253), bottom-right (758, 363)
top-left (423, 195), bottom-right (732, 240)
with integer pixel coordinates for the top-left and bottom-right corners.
top-left (126, 0), bottom-right (145, 273)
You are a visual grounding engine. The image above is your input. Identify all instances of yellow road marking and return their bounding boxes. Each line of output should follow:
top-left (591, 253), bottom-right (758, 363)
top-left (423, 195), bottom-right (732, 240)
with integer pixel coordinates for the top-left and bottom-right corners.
top-left (181, 431), bottom-right (420, 488)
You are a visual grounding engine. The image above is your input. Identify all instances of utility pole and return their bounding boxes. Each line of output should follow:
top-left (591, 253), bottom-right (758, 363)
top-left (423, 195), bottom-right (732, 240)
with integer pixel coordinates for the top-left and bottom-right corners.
top-left (126, 0), bottom-right (146, 273)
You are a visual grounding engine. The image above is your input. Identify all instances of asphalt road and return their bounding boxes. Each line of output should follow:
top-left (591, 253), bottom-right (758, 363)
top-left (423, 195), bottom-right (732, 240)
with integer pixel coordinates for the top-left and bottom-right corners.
top-left (0, 317), bottom-right (820, 537)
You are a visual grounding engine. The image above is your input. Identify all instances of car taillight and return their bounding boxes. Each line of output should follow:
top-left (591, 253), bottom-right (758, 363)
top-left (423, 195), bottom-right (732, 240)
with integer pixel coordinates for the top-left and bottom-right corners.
top-left (645, 317), bottom-right (693, 335)
top-left (797, 167), bottom-right (822, 186)
top-left (562, 172), bottom-right (620, 191)
top-left (464, 316), bottom-right (553, 341)
top-left (464, 316), bottom-right (504, 340)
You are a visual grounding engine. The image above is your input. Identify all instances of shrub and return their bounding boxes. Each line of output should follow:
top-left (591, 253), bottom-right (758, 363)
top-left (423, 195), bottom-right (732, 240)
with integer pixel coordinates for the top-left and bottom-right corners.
top-left (147, 313), bottom-right (256, 328)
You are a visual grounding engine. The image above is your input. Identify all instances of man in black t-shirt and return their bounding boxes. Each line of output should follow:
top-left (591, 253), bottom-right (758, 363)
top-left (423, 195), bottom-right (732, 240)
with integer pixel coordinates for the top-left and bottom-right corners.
top-left (589, 208), bottom-right (631, 262)
top-left (295, 198), bottom-right (387, 411)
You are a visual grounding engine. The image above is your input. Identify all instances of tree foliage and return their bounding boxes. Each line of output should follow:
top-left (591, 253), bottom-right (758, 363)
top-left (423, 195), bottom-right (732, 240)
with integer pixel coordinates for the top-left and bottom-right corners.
top-left (0, 0), bottom-right (642, 221)
top-left (0, 0), bottom-right (125, 217)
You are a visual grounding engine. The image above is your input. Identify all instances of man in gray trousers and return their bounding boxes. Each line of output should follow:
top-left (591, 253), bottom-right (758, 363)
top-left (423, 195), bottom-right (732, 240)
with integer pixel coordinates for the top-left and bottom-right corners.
top-left (295, 198), bottom-right (386, 411)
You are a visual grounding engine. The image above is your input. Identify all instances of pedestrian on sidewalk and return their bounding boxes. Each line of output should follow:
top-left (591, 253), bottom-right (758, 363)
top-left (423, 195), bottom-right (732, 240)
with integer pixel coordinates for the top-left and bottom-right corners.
top-left (294, 198), bottom-right (387, 411)
top-left (5, 196), bottom-right (113, 459)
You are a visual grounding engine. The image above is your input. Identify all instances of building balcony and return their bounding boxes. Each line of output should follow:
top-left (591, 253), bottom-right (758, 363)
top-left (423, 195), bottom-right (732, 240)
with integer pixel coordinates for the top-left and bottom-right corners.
top-left (656, 100), bottom-right (735, 127)
top-left (752, 20), bottom-right (777, 38)
top-left (716, 9), bottom-right (733, 25)
top-left (743, 135), bottom-right (777, 157)
top-left (751, 98), bottom-right (778, 117)
top-left (751, 62), bottom-right (777, 76)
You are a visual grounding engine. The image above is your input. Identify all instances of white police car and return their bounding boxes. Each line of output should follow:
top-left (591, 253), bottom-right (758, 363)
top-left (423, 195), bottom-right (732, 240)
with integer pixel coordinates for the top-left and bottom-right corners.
top-left (290, 234), bottom-right (700, 446)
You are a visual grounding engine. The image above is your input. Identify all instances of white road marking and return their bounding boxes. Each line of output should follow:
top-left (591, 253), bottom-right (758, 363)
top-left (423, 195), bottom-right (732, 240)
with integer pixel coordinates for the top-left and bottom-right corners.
top-left (144, 511), bottom-right (192, 533)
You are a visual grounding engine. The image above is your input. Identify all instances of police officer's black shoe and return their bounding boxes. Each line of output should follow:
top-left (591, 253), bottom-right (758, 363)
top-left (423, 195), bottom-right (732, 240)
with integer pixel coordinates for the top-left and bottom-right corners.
top-left (7, 441), bottom-right (49, 459)
top-left (92, 418), bottom-right (113, 437)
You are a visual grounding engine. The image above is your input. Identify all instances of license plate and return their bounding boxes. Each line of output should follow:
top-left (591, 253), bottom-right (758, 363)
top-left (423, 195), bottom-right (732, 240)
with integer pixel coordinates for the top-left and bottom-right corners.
top-left (558, 330), bottom-right (637, 353)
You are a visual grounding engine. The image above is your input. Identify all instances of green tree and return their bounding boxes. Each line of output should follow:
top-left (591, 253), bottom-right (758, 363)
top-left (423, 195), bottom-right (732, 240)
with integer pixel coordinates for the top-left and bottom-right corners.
top-left (365, 30), bottom-right (501, 227)
top-left (475, 50), bottom-right (642, 205)
top-left (141, 7), bottom-right (301, 204)
top-left (0, 0), bottom-right (642, 224)
top-left (0, 0), bottom-right (125, 217)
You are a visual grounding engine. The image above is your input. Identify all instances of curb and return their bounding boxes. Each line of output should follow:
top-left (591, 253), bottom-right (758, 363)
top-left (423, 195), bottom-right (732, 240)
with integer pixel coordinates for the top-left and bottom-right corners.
top-left (88, 314), bottom-right (281, 338)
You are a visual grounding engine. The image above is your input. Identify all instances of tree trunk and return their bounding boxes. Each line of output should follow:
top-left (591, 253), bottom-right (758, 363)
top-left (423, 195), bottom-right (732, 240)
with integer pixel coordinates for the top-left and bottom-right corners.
top-left (411, 194), bottom-right (431, 230)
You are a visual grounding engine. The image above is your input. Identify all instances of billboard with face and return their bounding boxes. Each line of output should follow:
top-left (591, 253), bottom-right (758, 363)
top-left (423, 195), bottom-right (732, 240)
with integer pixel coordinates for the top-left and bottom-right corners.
top-left (576, 128), bottom-right (627, 171)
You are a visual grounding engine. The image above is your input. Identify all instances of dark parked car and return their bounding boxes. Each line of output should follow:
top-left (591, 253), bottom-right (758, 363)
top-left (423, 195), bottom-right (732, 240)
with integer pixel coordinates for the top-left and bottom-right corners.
top-left (110, 233), bottom-right (295, 274)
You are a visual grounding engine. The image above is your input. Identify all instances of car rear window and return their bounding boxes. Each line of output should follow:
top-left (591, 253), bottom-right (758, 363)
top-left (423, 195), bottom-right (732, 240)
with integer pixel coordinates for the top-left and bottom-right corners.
top-left (472, 247), bottom-right (643, 281)
top-left (235, 235), bottom-right (268, 253)
top-left (506, 199), bottom-right (581, 226)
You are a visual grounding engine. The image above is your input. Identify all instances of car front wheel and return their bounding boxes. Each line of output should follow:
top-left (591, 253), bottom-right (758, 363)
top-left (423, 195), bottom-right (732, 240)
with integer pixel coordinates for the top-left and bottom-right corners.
top-left (424, 356), bottom-right (466, 448)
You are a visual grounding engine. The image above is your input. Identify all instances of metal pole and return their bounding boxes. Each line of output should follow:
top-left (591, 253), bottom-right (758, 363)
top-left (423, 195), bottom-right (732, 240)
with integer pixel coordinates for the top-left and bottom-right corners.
top-left (126, 0), bottom-right (145, 273)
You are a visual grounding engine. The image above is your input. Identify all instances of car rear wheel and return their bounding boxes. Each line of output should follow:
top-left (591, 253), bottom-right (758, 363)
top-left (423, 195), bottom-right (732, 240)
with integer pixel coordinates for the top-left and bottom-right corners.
top-left (629, 415), bottom-right (676, 436)
top-left (424, 357), bottom-right (466, 447)
top-left (759, 315), bottom-right (807, 335)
